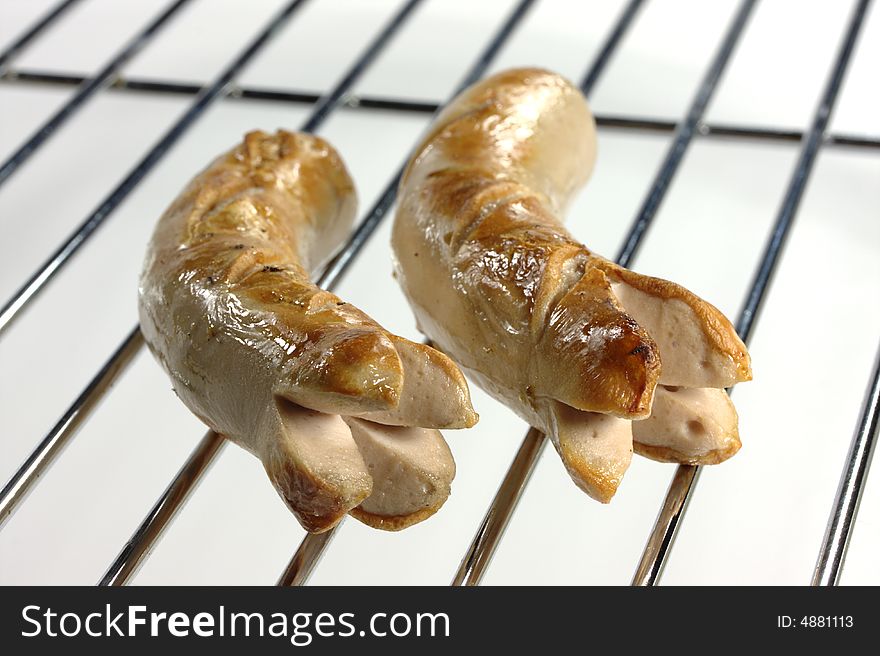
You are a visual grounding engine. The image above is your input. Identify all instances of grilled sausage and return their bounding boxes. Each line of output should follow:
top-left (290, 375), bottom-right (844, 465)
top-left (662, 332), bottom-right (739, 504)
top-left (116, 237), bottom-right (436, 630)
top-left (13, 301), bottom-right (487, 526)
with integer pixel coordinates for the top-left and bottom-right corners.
top-left (140, 130), bottom-right (477, 531)
top-left (392, 69), bottom-right (750, 501)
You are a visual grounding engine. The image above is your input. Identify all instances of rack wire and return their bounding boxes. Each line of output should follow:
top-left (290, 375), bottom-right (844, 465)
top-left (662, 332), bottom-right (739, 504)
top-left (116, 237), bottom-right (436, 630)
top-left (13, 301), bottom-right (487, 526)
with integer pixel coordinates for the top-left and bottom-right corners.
top-left (632, 0), bottom-right (874, 585)
top-left (0, 0), bottom-right (877, 586)
top-left (0, 0), bottom-right (81, 75)
top-left (6, 69), bottom-right (880, 151)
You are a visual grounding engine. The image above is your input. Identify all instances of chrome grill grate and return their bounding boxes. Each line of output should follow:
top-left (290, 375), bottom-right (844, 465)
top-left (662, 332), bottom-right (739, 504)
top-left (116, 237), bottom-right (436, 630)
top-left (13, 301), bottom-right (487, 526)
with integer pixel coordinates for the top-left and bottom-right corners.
top-left (0, 0), bottom-right (877, 586)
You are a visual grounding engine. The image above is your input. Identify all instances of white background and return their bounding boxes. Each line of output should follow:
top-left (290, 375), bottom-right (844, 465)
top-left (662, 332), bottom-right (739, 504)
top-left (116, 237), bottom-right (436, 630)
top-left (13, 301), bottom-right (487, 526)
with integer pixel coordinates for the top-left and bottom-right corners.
top-left (0, 0), bottom-right (877, 585)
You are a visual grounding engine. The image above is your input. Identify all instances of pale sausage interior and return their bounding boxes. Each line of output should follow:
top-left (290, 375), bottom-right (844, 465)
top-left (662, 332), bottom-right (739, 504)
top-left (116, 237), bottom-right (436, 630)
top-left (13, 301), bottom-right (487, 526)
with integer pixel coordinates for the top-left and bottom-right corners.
top-left (632, 386), bottom-right (740, 465)
top-left (264, 401), bottom-right (372, 533)
top-left (547, 401), bottom-right (633, 504)
top-left (345, 418), bottom-right (455, 530)
top-left (611, 280), bottom-right (746, 389)
top-left (355, 336), bottom-right (479, 429)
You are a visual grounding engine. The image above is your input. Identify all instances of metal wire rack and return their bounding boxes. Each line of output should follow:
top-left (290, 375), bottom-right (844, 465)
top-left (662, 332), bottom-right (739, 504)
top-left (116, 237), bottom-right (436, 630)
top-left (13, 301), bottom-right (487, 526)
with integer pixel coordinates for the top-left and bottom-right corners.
top-left (0, 0), bottom-right (877, 586)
